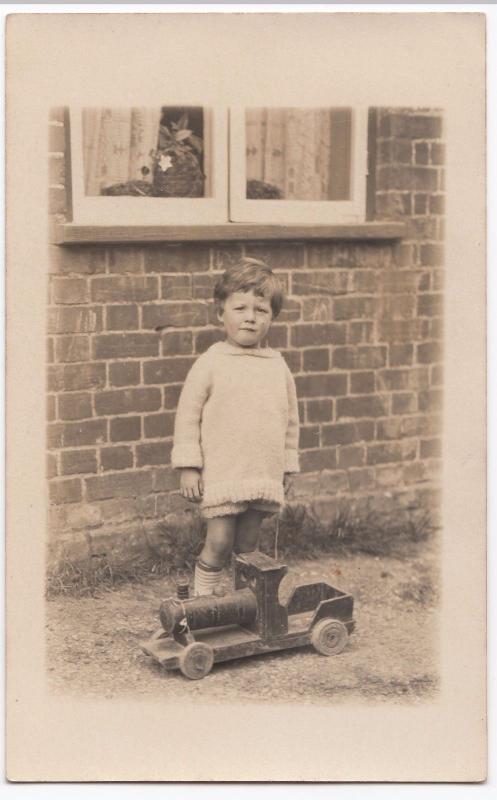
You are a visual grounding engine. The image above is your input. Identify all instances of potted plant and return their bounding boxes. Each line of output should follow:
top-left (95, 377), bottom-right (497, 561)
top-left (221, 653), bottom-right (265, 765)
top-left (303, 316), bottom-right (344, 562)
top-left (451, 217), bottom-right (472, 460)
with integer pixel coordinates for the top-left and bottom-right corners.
top-left (150, 113), bottom-right (205, 198)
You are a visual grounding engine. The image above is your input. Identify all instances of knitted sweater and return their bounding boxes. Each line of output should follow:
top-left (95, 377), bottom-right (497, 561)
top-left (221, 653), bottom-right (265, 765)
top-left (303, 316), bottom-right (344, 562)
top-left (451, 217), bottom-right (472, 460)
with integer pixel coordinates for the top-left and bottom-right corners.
top-left (171, 340), bottom-right (300, 509)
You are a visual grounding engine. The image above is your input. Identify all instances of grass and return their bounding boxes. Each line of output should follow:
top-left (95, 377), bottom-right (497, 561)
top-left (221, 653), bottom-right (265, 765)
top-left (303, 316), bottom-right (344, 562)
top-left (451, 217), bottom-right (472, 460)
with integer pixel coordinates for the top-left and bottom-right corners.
top-left (46, 497), bottom-right (437, 598)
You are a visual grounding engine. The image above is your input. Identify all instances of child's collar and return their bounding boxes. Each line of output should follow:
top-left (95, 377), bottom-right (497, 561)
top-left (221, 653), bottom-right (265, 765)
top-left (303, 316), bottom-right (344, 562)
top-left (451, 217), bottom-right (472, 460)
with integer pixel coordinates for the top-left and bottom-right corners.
top-left (212, 340), bottom-right (281, 358)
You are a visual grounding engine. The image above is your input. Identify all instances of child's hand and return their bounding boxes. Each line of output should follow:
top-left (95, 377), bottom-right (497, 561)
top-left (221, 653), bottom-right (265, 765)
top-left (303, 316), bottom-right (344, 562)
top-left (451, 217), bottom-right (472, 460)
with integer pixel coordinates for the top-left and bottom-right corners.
top-left (283, 473), bottom-right (293, 496)
top-left (180, 468), bottom-right (203, 503)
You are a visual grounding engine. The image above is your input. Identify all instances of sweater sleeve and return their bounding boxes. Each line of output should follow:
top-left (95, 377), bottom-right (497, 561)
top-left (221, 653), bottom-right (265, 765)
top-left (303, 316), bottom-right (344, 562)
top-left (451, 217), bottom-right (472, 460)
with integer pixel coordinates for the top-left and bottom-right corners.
top-left (171, 354), bottom-right (212, 469)
top-left (284, 362), bottom-right (300, 473)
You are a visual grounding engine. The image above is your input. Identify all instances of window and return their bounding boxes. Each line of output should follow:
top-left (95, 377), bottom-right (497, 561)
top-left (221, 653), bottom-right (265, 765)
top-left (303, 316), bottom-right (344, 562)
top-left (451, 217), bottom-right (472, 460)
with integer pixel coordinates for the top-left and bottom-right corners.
top-left (69, 106), bottom-right (228, 225)
top-left (67, 106), bottom-right (367, 228)
top-left (229, 107), bottom-right (368, 224)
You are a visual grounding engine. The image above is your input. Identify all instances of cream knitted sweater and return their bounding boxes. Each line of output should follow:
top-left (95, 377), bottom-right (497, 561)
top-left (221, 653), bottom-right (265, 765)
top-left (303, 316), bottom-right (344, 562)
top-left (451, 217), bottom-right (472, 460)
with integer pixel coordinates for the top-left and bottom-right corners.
top-left (171, 340), bottom-right (300, 509)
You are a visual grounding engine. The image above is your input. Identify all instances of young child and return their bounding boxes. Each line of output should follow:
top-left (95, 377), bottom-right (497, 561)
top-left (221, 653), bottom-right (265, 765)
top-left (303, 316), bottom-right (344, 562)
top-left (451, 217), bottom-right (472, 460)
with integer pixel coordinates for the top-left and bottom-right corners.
top-left (171, 258), bottom-right (300, 596)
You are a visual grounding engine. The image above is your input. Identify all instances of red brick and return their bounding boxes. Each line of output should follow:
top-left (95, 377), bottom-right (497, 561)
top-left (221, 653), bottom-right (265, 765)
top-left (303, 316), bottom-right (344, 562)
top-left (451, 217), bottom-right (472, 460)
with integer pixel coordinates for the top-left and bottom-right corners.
top-left (337, 395), bottom-right (389, 419)
top-left (300, 448), bottom-right (337, 473)
top-left (377, 165), bottom-right (438, 192)
top-left (47, 423), bottom-right (64, 449)
top-left (401, 416), bottom-right (432, 438)
top-left (153, 467), bottom-right (181, 493)
top-left (307, 399), bottom-right (333, 423)
top-left (403, 462), bottom-right (428, 484)
top-left (144, 412), bottom-right (175, 439)
top-left (392, 393), bottom-right (417, 415)
top-left (417, 341), bottom-right (443, 364)
top-left (415, 142), bottom-right (429, 165)
top-left (322, 420), bottom-right (374, 446)
top-left (333, 297), bottom-right (377, 321)
top-left (47, 453), bottom-right (58, 479)
top-left (302, 297), bottom-right (333, 322)
top-left (417, 293), bottom-right (443, 317)
top-left (296, 374), bottom-right (347, 398)
top-left (143, 357), bottom-right (194, 385)
top-left (49, 245), bottom-right (107, 276)
top-left (333, 346), bottom-right (386, 371)
top-left (52, 278), bottom-right (88, 304)
top-left (49, 477), bottom-right (82, 504)
top-left (91, 276), bottom-right (157, 303)
top-left (109, 361), bottom-right (141, 387)
top-left (348, 321), bottom-right (374, 344)
top-left (277, 298), bottom-right (301, 322)
top-left (429, 195), bottom-right (445, 215)
top-left (106, 305), bottom-right (139, 331)
top-left (348, 467), bottom-right (375, 492)
top-left (375, 464), bottom-right (403, 487)
top-left (432, 270), bottom-right (444, 292)
top-left (100, 446), bottom-right (134, 471)
top-left (303, 348), bottom-right (329, 372)
top-left (142, 302), bottom-right (208, 330)
top-left (380, 294), bottom-right (416, 320)
top-left (192, 273), bottom-right (216, 300)
top-left (267, 325), bottom-right (288, 349)
top-left (58, 392), bottom-right (92, 420)
top-left (195, 328), bottom-right (224, 353)
top-left (431, 364), bottom-right (443, 386)
top-left (429, 318), bottom-right (443, 339)
top-left (107, 247), bottom-right (144, 274)
top-left (377, 367), bottom-right (429, 392)
top-left (393, 243), bottom-right (415, 268)
top-left (60, 363), bottom-right (106, 391)
top-left (144, 245), bottom-right (210, 273)
top-left (406, 218), bottom-right (438, 241)
top-left (164, 385), bottom-right (182, 409)
top-left (292, 270), bottom-right (349, 296)
top-left (418, 389), bottom-right (443, 412)
top-left (376, 418), bottom-right (402, 440)
top-left (60, 449), bottom-right (97, 475)
top-left (420, 438), bottom-right (442, 458)
top-left (47, 338), bottom-right (54, 363)
top-left (244, 244), bottom-right (305, 269)
top-left (338, 445), bottom-right (366, 469)
top-left (351, 270), bottom-right (379, 294)
top-left (350, 371), bottom-right (375, 394)
top-left (162, 274), bottom-right (192, 300)
top-left (93, 333), bottom-right (158, 359)
top-left (298, 400), bottom-right (305, 423)
top-left (307, 243), bottom-right (393, 269)
top-left (161, 330), bottom-right (193, 356)
top-left (420, 244), bottom-right (444, 267)
top-left (55, 336), bottom-right (90, 363)
top-left (299, 426), bottom-right (320, 449)
top-left (389, 344), bottom-right (413, 366)
top-left (95, 387), bottom-right (161, 416)
top-left (110, 416), bottom-right (141, 442)
top-left (380, 113), bottom-right (442, 140)
top-left (413, 193), bottom-right (428, 215)
top-left (48, 306), bottom-right (103, 334)
top-left (291, 323), bottom-right (346, 348)
top-left (366, 440), bottom-right (417, 465)
top-left (281, 350), bottom-right (301, 374)
top-left (49, 123), bottom-right (66, 152)
top-left (375, 192), bottom-right (411, 218)
top-left (378, 319), bottom-right (428, 343)
top-left (136, 441), bottom-right (173, 467)
top-left (430, 143), bottom-right (445, 165)
top-left (62, 419), bottom-right (107, 447)
top-left (380, 270), bottom-right (419, 294)
top-left (86, 470), bottom-right (153, 501)
top-left (212, 245), bottom-right (243, 269)
top-left (47, 395), bottom-right (56, 421)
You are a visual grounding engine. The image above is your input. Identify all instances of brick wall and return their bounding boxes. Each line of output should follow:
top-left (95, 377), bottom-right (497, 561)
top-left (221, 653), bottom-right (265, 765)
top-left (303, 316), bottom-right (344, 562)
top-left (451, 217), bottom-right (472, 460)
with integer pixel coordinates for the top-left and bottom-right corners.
top-left (47, 107), bottom-right (444, 567)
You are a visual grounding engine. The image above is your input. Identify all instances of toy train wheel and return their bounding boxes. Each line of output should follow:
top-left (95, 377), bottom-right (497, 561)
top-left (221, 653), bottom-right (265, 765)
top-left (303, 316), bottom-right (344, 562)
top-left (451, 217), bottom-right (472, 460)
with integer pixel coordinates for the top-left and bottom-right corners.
top-left (311, 619), bottom-right (348, 656)
top-left (179, 642), bottom-right (214, 680)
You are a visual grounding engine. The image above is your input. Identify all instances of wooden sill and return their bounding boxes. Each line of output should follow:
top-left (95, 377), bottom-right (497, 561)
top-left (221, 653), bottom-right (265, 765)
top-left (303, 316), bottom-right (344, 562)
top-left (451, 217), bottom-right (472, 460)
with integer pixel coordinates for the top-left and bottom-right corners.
top-left (56, 221), bottom-right (406, 245)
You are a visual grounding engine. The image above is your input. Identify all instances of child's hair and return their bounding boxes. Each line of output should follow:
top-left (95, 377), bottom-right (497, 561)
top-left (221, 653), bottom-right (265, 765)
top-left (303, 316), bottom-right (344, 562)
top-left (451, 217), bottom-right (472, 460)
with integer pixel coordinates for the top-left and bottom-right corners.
top-left (213, 258), bottom-right (284, 318)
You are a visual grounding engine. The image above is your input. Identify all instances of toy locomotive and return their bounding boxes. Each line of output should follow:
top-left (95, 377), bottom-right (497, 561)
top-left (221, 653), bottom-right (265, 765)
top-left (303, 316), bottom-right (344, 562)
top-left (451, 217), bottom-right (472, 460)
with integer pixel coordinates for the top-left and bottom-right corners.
top-left (140, 551), bottom-right (355, 680)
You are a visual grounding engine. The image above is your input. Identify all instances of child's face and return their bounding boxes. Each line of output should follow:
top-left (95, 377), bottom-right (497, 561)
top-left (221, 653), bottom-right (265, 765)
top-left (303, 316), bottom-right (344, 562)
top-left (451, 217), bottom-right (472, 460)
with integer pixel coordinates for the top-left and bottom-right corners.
top-left (218, 290), bottom-right (273, 348)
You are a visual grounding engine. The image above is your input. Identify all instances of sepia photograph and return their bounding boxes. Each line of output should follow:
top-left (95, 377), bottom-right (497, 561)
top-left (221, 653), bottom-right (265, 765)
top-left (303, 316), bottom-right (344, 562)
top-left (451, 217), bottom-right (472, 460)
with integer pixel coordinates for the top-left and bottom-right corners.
top-left (6, 11), bottom-right (486, 782)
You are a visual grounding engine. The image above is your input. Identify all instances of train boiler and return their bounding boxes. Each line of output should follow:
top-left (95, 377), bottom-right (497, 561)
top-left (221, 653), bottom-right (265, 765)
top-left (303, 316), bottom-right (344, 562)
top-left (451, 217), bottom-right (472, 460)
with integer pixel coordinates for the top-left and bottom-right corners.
top-left (140, 551), bottom-right (355, 680)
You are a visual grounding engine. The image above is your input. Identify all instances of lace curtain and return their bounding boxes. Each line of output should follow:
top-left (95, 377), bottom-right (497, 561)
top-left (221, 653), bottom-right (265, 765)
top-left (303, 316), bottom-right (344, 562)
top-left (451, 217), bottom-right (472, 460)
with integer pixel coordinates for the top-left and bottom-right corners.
top-left (82, 108), bottom-right (161, 196)
top-left (246, 108), bottom-right (351, 201)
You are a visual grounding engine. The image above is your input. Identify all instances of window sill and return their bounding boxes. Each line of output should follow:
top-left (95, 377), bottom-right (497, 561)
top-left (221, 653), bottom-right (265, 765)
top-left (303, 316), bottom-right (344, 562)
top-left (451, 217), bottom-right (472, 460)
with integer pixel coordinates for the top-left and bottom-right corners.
top-left (56, 221), bottom-right (406, 245)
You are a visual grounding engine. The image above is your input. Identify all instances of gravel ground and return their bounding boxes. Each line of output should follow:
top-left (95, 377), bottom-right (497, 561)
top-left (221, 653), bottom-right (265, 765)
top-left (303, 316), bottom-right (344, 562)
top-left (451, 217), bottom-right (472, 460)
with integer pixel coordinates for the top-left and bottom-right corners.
top-left (46, 539), bottom-right (439, 704)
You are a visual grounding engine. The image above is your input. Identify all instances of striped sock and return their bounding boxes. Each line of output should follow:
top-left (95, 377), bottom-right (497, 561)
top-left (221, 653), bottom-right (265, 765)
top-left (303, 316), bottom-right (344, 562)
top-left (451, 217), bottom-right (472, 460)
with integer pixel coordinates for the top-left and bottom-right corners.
top-left (194, 560), bottom-right (223, 596)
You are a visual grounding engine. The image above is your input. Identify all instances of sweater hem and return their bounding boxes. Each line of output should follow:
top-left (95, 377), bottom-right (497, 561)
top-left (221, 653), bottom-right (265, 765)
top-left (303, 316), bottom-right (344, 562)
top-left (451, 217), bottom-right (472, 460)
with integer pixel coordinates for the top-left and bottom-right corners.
top-left (201, 478), bottom-right (284, 508)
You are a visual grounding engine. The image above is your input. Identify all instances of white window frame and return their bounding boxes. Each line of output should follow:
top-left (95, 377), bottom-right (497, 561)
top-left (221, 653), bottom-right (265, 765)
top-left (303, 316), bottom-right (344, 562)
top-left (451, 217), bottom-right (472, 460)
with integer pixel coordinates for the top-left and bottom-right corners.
top-left (68, 107), bottom-right (229, 226)
top-left (228, 107), bottom-right (369, 225)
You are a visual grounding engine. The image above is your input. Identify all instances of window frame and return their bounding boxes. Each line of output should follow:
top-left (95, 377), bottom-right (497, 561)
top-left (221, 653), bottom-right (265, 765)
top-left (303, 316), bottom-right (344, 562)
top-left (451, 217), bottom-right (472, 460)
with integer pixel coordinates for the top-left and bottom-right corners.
top-left (68, 107), bottom-right (229, 226)
top-left (228, 106), bottom-right (369, 225)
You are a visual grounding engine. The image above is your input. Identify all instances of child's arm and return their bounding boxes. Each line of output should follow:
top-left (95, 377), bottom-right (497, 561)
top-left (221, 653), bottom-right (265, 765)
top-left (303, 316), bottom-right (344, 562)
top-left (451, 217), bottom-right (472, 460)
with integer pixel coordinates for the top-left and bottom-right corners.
top-left (283, 362), bottom-right (300, 475)
top-left (171, 356), bottom-right (211, 500)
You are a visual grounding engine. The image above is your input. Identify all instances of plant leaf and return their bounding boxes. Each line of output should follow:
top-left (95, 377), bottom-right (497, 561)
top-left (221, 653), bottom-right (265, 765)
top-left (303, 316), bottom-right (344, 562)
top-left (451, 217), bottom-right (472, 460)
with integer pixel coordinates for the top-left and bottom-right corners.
top-left (177, 113), bottom-right (189, 130)
top-left (175, 129), bottom-right (193, 142)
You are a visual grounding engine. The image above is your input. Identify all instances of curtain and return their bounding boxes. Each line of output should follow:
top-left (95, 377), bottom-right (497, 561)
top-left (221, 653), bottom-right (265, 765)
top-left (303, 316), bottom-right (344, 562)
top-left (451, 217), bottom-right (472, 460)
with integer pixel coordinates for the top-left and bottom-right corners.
top-left (82, 108), bottom-right (161, 195)
top-left (246, 108), bottom-right (351, 201)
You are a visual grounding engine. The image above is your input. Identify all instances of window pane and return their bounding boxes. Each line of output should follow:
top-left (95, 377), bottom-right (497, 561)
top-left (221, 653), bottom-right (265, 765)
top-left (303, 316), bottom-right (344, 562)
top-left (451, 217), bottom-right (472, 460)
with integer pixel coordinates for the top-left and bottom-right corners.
top-left (245, 107), bottom-right (352, 201)
top-left (81, 106), bottom-right (210, 198)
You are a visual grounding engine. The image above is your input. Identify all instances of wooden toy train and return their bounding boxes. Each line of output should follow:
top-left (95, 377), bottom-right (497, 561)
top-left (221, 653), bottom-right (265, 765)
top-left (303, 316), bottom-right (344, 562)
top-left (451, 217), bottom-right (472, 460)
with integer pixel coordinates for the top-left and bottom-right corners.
top-left (140, 551), bottom-right (355, 680)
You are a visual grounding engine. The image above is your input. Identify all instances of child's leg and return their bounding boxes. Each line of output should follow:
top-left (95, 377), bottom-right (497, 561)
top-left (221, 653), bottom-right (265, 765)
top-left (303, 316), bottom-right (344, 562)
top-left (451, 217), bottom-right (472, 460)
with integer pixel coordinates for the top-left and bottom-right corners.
top-left (195, 515), bottom-right (237, 596)
top-left (234, 507), bottom-right (268, 554)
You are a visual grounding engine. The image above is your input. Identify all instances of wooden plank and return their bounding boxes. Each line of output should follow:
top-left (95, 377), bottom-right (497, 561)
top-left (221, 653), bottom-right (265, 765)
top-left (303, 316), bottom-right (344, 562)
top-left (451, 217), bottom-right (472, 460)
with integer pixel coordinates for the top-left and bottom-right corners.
top-left (56, 221), bottom-right (407, 245)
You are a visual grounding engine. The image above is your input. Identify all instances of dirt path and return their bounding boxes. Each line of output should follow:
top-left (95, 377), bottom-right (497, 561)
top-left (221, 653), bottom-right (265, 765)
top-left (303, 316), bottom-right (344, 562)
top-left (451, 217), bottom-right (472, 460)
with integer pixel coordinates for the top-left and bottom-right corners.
top-left (46, 541), bottom-right (439, 704)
